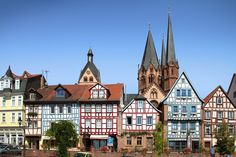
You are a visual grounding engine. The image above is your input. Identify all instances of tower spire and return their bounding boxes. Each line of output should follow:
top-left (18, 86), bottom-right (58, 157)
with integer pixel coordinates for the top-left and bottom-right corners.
top-left (141, 30), bottom-right (159, 70)
top-left (87, 48), bottom-right (94, 63)
top-left (166, 14), bottom-right (177, 63)
top-left (161, 36), bottom-right (166, 67)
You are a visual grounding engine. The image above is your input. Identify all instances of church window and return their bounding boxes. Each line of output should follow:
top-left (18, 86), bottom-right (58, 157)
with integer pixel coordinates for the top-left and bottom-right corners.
top-left (150, 89), bottom-right (157, 99)
top-left (216, 97), bottom-right (223, 105)
top-left (148, 74), bottom-right (154, 83)
top-left (89, 76), bottom-right (93, 82)
top-left (83, 76), bottom-right (88, 82)
top-left (171, 68), bottom-right (174, 75)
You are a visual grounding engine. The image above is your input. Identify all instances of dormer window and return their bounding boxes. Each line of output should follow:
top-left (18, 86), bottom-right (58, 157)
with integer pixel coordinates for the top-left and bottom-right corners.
top-left (216, 97), bottom-right (223, 105)
top-left (83, 76), bottom-right (88, 82)
top-left (30, 93), bottom-right (36, 100)
top-left (89, 76), bottom-right (93, 82)
top-left (90, 84), bottom-right (107, 99)
top-left (15, 79), bottom-right (20, 90)
top-left (92, 90), bottom-right (98, 98)
top-left (5, 79), bottom-right (10, 88)
top-left (99, 89), bottom-right (105, 98)
top-left (56, 89), bottom-right (65, 97)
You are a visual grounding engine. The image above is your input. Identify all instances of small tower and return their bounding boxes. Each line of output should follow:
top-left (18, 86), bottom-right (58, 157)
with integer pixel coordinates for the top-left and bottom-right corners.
top-left (78, 49), bottom-right (101, 84)
top-left (163, 14), bottom-right (179, 93)
top-left (138, 30), bottom-right (162, 95)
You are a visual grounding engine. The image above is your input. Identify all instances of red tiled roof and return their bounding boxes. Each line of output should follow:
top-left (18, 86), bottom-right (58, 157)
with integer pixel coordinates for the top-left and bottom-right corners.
top-left (37, 83), bottom-right (123, 102)
top-left (203, 86), bottom-right (220, 103)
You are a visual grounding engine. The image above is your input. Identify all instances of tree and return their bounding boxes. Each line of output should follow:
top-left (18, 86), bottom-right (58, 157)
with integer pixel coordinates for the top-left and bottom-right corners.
top-left (215, 120), bottom-right (235, 156)
top-left (153, 122), bottom-right (164, 156)
top-left (46, 120), bottom-right (78, 157)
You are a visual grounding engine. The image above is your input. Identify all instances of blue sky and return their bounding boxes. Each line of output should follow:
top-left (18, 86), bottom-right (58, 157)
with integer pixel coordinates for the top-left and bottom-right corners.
top-left (0, 0), bottom-right (236, 98)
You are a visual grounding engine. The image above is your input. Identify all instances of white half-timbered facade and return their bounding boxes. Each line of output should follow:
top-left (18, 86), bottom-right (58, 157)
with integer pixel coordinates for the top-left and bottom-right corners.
top-left (80, 83), bottom-right (123, 151)
top-left (161, 72), bottom-right (202, 152)
top-left (119, 95), bottom-right (161, 152)
top-left (202, 86), bottom-right (236, 148)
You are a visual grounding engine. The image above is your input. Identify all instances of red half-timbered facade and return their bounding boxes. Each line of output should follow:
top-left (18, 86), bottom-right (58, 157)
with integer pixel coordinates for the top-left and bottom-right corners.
top-left (80, 83), bottom-right (124, 151)
top-left (202, 86), bottom-right (236, 148)
top-left (118, 95), bottom-right (161, 152)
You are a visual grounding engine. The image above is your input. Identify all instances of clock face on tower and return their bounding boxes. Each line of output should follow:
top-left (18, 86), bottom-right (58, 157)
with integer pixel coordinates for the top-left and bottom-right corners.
top-left (86, 70), bottom-right (90, 75)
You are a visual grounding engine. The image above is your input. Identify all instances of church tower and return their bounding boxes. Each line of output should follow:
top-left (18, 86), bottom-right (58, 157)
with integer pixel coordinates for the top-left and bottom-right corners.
top-left (78, 49), bottom-right (101, 84)
top-left (163, 14), bottom-right (179, 92)
top-left (138, 31), bottom-right (165, 105)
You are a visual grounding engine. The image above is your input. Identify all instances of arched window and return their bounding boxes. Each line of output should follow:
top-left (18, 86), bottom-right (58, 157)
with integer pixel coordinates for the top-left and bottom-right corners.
top-left (148, 74), bottom-right (154, 83)
top-left (83, 76), bottom-right (88, 82)
top-left (150, 89), bottom-right (157, 99)
top-left (89, 76), bottom-right (93, 82)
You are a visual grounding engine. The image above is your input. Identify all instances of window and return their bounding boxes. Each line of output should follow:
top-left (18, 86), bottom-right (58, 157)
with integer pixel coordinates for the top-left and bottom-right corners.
top-left (89, 76), bottom-right (93, 82)
top-left (127, 117), bottom-right (132, 125)
top-left (217, 111), bottom-right (223, 119)
top-left (2, 97), bottom-right (6, 107)
top-left (234, 91), bottom-right (236, 98)
top-left (205, 125), bottom-right (211, 135)
top-left (85, 104), bottom-right (91, 112)
top-left (127, 137), bottom-right (131, 145)
top-left (15, 80), bottom-right (20, 90)
top-left (99, 90), bottom-right (105, 98)
top-left (107, 119), bottom-right (112, 128)
top-left (2, 113), bottom-right (5, 122)
top-left (188, 89), bottom-right (192, 97)
top-left (190, 123), bottom-right (195, 130)
top-left (12, 96), bottom-right (15, 106)
top-left (59, 105), bottom-right (64, 114)
top-left (50, 105), bottom-right (55, 114)
top-left (228, 125), bottom-right (234, 134)
top-left (56, 89), bottom-right (65, 97)
top-left (136, 116), bottom-right (142, 125)
top-left (96, 119), bottom-right (101, 128)
top-left (34, 121), bottom-right (38, 128)
top-left (181, 78), bottom-right (185, 83)
top-left (216, 97), bottom-right (223, 105)
top-left (229, 111), bottom-right (234, 120)
top-left (18, 96), bottom-right (22, 106)
top-left (181, 123), bottom-right (186, 130)
top-left (83, 76), bottom-right (88, 82)
top-left (177, 90), bottom-right (181, 97)
top-left (172, 123), bottom-right (178, 130)
top-left (107, 104), bottom-right (112, 112)
top-left (182, 106), bottom-right (187, 113)
top-left (12, 113), bottom-right (15, 122)
top-left (205, 111), bottom-right (211, 119)
top-left (137, 101), bottom-right (144, 109)
top-left (67, 105), bottom-right (72, 114)
top-left (96, 105), bottom-right (101, 112)
top-left (137, 137), bottom-right (142, 145)
top-left (191, 106), bottom-right (196, 112)
top-left (93, 90), bottom-right (98, 98)
top-left (18, 113), bottom-right (21, 122)
top-left (147, 116), bottom-right (153, 125)
top-left (0, 82), bottom-right (3, 90)
top-left (29, 107), bottom-right (33, 112)
top-left (173, 106), bottom-right (178, 112)
top-left (29, 93), bottom-right (36, 100)
top-left (182, 89), bottom-right (187, 97)
top-left (85, 119), bottom-right (91, 128)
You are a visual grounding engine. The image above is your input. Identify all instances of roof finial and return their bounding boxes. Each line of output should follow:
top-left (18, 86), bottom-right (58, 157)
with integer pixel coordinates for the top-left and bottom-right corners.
top-left (148, 22), bottom-right (151, 31)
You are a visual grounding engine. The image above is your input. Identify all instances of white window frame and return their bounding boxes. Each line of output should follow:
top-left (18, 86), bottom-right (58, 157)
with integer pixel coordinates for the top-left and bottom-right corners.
top-left (96, 105), bottom-right (101, 112)
top-left (107, 104), bottom-right (112, 112)
top-left (96, 119), bottom-right (102, 128)
top-left (107, 119), bottom-right (112, 128)
top-left (136, 116), bottom-right (142, 125)
top-left (12, 96), bottom-right (15, 106)
top-left (85, 119), bottom-right (91, 128)
top-left (12, 113), bottom-right (15, 122)
top-left (147, 116), bottom-right (153, 125)
top-left (85, 104), bottom-right (91, 112)
top-left (137, 101), bottom-right (144, 109)
top-left (216, 97), bottom-right (223, 105)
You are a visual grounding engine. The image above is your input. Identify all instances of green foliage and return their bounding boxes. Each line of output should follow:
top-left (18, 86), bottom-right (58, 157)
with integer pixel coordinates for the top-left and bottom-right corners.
top-left (153, 122), bottom-right (164, 157)
top-left (46, 120), bottom-right (78, 157)
top-left (215, 120), bottom-right (235, 155)
top-left (121, 131), bottom-right (151, 137)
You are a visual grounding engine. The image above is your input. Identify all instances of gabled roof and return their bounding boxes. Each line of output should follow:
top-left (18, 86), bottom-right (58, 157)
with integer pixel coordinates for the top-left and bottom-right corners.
top-left (228, 73), bottom-right (236, 94)
top-left (54, 84), bottom-right (72, 97)
top-left (166, 14), bottom-right (177, 64)
top-left (80, 83), bottom-right (124, 102)
top-left (122, 94), bottom-right (162, 113)
top-left (4, 66), bottom-right (15, 79)
top-left (124, 93), bottom-right (138, 106)
top-left (141, 30), bottom-right (159, 70)
top-left (162, 72), bottom-right (203, 104)
top-left (203, 85), bottom-right (236, 108)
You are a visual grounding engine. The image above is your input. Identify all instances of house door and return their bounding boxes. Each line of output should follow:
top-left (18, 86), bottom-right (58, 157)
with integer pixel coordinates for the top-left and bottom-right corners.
top-left (146, 137), bottom-right (153, 152)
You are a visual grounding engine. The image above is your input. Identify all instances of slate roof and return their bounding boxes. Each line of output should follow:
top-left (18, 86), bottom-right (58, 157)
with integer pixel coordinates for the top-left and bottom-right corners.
top-left (79, 49), bottom-right (101, 82)
top-left (161, 38), bottom-right (166, 67)
top-left (141, 31), bottom-right (159, 70)
top-left (228, 73), bottom-right (236, 106)
top-left (166, 14), bottom-right (177, 64)
top-left (124, 93), bottom-right (138, 106)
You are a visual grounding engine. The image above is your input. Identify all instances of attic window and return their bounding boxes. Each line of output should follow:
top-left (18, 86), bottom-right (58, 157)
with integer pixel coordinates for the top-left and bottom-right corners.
top-left (30, 93), bottom-right (36, 100)
top-left (56, 89), bottom-right (65, 97)
top-left (83, 76), bottom-right (88, 82)
top-left (89, 77), bottom-right (93, 82)
top-left (216, 97), bottom-right (223, 105)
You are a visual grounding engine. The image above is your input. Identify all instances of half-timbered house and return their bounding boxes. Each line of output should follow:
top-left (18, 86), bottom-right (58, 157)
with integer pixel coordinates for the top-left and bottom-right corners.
top-left (118, 94), bottom-right (161, 152)
top-left (160, 72), bottom-right (202, 152)
top-left (79, 83), bottom-right (124, 151)
top-left (202, 86), bottom-right (236, 148)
